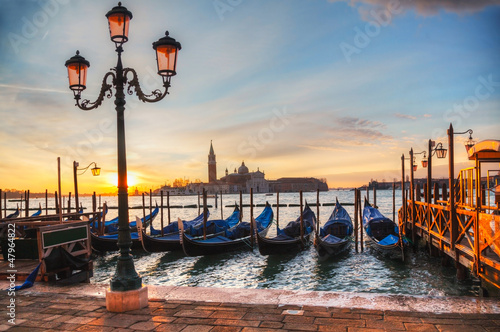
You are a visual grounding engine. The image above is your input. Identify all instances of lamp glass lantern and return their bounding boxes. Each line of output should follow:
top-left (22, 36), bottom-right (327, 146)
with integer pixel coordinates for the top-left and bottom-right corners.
top-left (465, 135), bottom-right (476, 152)
top-left (91, 166), bottom-right (101, 176)
top-left (106, 2), bottom-right (133, 45)
top-left (65, 51), bottom-right (90, 92)
top-left (153, 31), bottom-right (182, 80)
top-left (421, 157), bottom-right (428, 168)
top-left (436, 145), bottom-right (447, 159)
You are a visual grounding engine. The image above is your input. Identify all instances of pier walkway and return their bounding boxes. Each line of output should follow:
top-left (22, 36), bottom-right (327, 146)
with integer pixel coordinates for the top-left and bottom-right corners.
top-left (1, 282), bottom-right (499, 331)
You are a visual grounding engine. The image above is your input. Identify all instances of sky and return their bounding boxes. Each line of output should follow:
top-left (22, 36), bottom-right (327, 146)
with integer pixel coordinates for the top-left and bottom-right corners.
top-left (0, 0), bottom-right (499, 194)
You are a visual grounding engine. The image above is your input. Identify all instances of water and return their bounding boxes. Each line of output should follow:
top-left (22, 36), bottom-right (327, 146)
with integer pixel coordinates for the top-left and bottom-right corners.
top-left (4, 190), bottom-right (479, 296)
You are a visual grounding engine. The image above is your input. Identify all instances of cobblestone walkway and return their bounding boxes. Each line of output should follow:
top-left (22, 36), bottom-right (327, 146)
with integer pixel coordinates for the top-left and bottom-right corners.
top-left (1, 291), bottom-right (499, 331)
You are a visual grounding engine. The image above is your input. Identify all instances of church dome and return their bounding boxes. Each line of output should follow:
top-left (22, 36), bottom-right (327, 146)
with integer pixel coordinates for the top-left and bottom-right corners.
top-left (238, 161), bottom-right (249, 174)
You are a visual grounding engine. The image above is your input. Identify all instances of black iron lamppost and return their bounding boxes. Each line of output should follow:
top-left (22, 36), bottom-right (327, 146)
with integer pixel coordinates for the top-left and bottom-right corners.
top-left (423, 140), bottom-right (447, 253)
top-left (447, 125), bottom-right (474, 250)
top-left (64, 2), bottom-right (181, 298)
top-left (73, 161), bottom-right (101, 214)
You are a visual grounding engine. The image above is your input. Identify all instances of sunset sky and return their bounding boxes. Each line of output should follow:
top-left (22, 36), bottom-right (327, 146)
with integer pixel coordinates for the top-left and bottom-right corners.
top-left (1, 0), bottom-right (499, 194)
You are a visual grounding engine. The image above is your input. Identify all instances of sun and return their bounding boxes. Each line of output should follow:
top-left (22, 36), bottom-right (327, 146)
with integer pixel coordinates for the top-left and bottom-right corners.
top-left (107, 172), bottom-right (139, 188)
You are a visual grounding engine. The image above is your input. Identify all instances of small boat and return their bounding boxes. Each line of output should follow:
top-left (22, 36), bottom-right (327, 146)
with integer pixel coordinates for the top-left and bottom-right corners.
top-left (30, 204), bottom-right (42, 217)
top-left (140, 206), bottom-right (239, 252)
top-left (315, 198), bottom-right (353, 259)
top-left (255, 203), bottom-right (316, 255)
top-left (180, 202), bottom-right (273, 256)
top-left (90, 205), bottom-right (160, 252)
top-left (5, 207), bottom-right (20, 219)
top-left (362, 199), bottom-right (406, 260)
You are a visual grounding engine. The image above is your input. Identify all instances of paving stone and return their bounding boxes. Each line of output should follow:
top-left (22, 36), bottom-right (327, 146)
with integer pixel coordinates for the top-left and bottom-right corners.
top-left (259, 321), bottom-right (284, 329)
top-left (282, 322), bottom-right (318, 331)
top-left (87, 316), bottom-right (142, 328)
top-left (75, 325), bottom-right (115, 331)
top-left (242, 312), bottom-right (283, 322)
top-left (403, 323), bottom-right (439, 331)
top-left (66, 316), bottom-right (97, 324)
top-left (314, 317), bottom-right (365, 327)
top-left (317, 325), bottom-right (349, 332)
top-left (421, 318), bottom-right (466, 325)
top-left (151, 315), bottom-right (177, 323)
top-left (0, 325), bottom-right (11, 332)
top-left (179, 325), bottom-right (214, 332)
top-left (213, 319), bottom-right (260, 327)
top-left (210, 310), bottom-right (246, 319)
top-left (209, 326), bottom-right (243, 332)
top-left (173, 317), bottom-right (217, 325)
top-left (436, 325), bottom-right (487, 332)
top-left (129, 321), bottom-right (162, 330)
top-left (174, 309), bottom-right (215, 318)
top-left (240, 328), bottom-right (281, 332)
top-left (154, 323), bottom-right (187, 331)
top-left (384, 315), bottom-right (422, 323)
top-left (282, 315), bottom-right (316, 324)
top-left (347, 328), bottom-right (384, 332)
top-left (365, 319), bottom-right (406, 330)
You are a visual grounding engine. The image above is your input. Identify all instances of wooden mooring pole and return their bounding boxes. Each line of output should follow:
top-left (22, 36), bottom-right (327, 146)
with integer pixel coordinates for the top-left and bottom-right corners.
top-left (358, 189), bottom-right (364, 252)
top-left (250, 188), bottom-right (254, 246)
top-left (167, 191), bottom-right (171, 225)
top-left (160, 191), bottom-right (164, 236)
top-left (354, 188), bottom-right (359, 253)
top-left (203, 188), bottom-right (207, 240)
top-left (239, 191), bottom-right (243, 222)
top-left (276, 191), bottom-right (280, 229)
top-left (220, 191), bottom-right (223, 219)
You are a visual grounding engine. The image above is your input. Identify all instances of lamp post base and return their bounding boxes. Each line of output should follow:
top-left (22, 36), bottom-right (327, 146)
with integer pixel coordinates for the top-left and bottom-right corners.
top-left (106, 286), bottom-right (148, 312)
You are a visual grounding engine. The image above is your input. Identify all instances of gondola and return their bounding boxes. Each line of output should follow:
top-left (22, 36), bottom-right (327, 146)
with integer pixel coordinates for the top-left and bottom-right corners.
top-left (140, 206), bottom-right (239, 252)
top-left (31, 204), bottom-right (42, 217)
top-left (362, 199), bottom-right (406, 260)
top-left (255, 203), bottom-right (316, 255)
top-left (5, 207), bottom-right (20, 219)
top-left (315, 198), bottom-right (353, 259)
top-left (180, 202), bottom-right (273, 256)
top-left (90, 205), bottom-right (160, 252)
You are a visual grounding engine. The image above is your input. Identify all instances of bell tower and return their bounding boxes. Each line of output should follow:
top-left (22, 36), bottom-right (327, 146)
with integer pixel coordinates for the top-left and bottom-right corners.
top-left (208, 140), bottom-right (217, 183)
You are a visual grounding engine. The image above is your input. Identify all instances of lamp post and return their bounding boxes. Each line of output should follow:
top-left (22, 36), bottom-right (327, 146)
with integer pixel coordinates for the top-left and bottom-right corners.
top-left (73, 161), bottom-right (101, 214)
top-left (447, 124), bottom-right (475, 250)
top-left (64, 2), bottom-right (181, 310)
top-left (423, 140), bottom-right (447, 254)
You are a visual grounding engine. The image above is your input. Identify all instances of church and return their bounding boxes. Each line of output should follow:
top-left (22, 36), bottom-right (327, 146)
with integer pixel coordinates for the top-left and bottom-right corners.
top-left (186, 142), bottom-right (327, 194)
top-left (188, 141), bottom-right (269, 194)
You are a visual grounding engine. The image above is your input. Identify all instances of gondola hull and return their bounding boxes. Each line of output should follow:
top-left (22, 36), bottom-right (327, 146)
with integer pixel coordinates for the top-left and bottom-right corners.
top-left (315, 237), bottom-right (351, 259)
top-left (256, 232), bottom-right (313, 255)
top-left (141, 232), bottom-right (182, 252)
top-left (181, 227), bottom-right (270, 256)
top-left (180, 203), bottom-right (274, 256)
top-left (90, 232), bottom-right (144, 252)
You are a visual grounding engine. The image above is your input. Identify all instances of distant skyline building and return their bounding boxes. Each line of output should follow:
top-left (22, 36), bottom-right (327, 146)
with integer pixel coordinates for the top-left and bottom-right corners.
top-left (183, 142), bottom-right (327, 194)
top-left (208, 140), bottom-right (217, 183)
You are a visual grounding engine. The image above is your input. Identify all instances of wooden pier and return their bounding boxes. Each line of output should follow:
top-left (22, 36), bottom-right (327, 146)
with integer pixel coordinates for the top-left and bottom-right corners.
top-left (399, 138), bottom-right (500, 296)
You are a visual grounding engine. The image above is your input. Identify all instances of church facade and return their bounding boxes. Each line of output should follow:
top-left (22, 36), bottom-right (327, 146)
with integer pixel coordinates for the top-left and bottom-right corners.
top-left (186, 142), bottom-right (327, 194)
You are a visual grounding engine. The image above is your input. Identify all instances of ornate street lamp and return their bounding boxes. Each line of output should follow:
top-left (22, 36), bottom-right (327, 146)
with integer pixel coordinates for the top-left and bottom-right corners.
top-left (64, 2), bottom-right (181, 311)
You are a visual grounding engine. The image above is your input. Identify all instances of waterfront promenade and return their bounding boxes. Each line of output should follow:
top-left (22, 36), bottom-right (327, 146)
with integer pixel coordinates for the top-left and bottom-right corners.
top-left (1, 282), bottom-right (499, 331)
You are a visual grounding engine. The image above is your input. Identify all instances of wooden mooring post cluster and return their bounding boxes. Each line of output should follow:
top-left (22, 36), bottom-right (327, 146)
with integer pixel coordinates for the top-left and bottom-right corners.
top-left (399, 135), bottom-right (500, 296)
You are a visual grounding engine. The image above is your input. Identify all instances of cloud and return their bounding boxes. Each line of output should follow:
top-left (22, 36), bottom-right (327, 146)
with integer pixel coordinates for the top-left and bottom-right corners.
top-left (329, 0), bottom-right (499, 16)
top-left (394, 112), bottom-right (417, 120)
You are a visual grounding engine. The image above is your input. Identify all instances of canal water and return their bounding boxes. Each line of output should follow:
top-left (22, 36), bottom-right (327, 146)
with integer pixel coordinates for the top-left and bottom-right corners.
top-left (6, 190), bottom-right (479, 296)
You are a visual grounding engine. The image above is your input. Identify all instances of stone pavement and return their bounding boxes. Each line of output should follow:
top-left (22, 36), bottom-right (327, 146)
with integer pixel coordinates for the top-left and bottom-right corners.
top-left (1, 283), bottom-right (500, 331)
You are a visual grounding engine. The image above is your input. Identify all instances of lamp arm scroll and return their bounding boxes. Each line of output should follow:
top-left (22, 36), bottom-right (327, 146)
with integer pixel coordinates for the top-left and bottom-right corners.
top-left (75, 72), bottom-right (115, 111)
top-left (124, 68), bottom-right (170, 103)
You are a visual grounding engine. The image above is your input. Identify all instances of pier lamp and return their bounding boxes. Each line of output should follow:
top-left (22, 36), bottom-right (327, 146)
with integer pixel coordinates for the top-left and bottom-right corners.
top-left (64, 2), bottom-right (181, 311)
top-left (447, 125), bottom-right (475, 249)
top-left (73, 162), bottom-right (101, 213)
